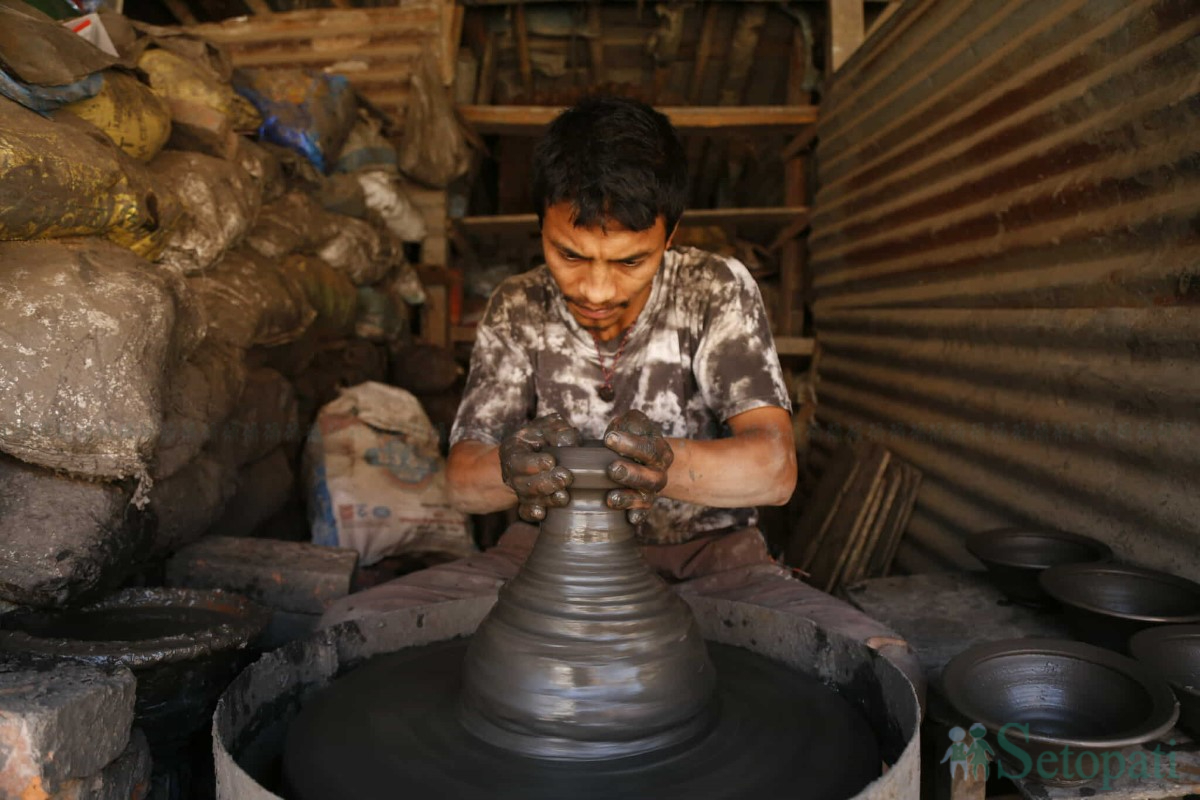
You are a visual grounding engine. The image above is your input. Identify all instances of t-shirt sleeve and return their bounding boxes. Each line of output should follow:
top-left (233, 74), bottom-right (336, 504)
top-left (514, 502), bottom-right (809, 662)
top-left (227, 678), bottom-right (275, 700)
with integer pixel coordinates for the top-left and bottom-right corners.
top-left (692, 256), bottom-right (792, 421)
top-left (449, 283), bottom-right (536, 447)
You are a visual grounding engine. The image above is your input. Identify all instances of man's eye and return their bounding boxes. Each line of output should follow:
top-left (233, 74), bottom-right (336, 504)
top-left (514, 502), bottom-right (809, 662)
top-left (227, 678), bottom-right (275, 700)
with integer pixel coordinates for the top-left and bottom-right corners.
top-left (620, 260), bottom-right (641, 268)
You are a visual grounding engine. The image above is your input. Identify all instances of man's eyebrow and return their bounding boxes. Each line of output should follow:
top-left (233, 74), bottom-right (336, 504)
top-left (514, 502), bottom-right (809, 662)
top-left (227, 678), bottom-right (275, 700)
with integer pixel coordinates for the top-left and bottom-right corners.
top-left (550, 241), bottom-right (652, 263)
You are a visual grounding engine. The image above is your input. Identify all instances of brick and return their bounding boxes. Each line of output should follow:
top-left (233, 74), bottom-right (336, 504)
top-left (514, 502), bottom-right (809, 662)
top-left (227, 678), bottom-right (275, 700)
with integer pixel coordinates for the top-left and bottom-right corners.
top-left (0, 656), bottom-right (136, 798)
top-left (47, 728), bottom-right (151, 800)
top-left (166, 536), bottom-right (358, 614)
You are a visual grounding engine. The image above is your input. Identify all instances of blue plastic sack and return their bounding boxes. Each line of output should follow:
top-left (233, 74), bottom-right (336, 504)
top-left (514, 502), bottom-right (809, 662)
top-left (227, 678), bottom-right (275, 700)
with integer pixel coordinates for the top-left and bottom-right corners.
top-left (233, 68), bottom-right (357, 174)
top-left (0, 67), bottom-right (100, 113)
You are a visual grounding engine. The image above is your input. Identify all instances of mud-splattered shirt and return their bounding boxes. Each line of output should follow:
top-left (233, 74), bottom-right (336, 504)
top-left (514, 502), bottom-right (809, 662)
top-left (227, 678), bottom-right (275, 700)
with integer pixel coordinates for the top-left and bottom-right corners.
top-left (451, 246), bottom-right (791, 543)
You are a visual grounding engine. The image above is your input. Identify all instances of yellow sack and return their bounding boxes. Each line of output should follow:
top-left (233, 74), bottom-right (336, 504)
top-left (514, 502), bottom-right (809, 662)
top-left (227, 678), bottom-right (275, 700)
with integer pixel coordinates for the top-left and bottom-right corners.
top-left (53, 71), bottom-right (172, 162)
top-left (0, 97), bottom-right (179, 258)
top-left (138, 48), bottom-right (235, 157)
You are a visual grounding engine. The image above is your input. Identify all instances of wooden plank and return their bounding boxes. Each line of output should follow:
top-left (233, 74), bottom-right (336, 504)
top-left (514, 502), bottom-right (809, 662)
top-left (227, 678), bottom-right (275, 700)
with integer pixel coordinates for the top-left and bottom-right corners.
top-left (687, 3), bottom-right (719, 104)
top-left (877, 464), bottom-right (921, 577)
top-left (841, 462), bottom-right (902, 586)
top-left (768, 209), bottom-right (812, 253)
top-left (242, 0), bottom-right (275, 16)
top-left (163, 0), bottom-right (199, 25)
top-left (458, 105), bottom-right (819, 135)
top-left (192, 7), bottom-right (441, 44)
top-left (816, 443), bottom-right (892, 594)
top-left (783, 444), bottom-right (861, 570)
top-left (444, 0), bottom-right (465, 86)
top-left (587, 4), bottom-right (604, 83)
top-left (774, 336), bottom-right (815, 356)
top-left (475, 32), bottom-right (498, 104)
top-left (827, 0), bottom-right (866, 72)
top-left (781, 124), bottom-right (819, 161)
top-left (455, 206), bottom-right (810, 235)
top-left (780, 24), bottom-right (811, 337)
top-left (514, 1), bottom-right (533, 96)
top-left (804, 444), bottom-right (890, 588)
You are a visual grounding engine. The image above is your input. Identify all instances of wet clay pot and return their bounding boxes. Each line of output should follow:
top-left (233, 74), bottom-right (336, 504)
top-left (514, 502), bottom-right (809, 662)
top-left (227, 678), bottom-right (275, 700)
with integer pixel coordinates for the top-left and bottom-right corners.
top-left (458, 444), bottom-right (717, 760)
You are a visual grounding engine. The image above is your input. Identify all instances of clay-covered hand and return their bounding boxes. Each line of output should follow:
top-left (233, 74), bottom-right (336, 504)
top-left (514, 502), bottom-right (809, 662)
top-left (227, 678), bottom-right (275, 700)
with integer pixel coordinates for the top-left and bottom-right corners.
top-left (500, 413), bottom-right (581, 522)
top-left (603, 410), bottom-right (673, 525)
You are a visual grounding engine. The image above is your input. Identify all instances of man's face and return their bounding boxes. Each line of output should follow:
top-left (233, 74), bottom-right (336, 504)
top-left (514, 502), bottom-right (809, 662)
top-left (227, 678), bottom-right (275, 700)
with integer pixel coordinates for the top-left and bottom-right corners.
top-left (541, 202), bottom-right (675, 342)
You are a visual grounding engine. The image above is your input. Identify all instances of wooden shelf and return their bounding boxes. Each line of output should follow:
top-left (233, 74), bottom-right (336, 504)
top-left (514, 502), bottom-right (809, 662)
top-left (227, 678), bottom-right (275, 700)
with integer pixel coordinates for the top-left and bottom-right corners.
top-left (454, 206), bottom-right (810, 236)
top-left (459, 105), bottom-right (818, 135)
top-left (775, 336), bottom-right (815, 356)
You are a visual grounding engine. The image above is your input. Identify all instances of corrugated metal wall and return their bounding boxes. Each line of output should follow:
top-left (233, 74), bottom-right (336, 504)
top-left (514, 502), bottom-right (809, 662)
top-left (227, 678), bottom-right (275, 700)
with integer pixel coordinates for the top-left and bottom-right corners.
top-left (808, 0), bottom-right (1200, 577)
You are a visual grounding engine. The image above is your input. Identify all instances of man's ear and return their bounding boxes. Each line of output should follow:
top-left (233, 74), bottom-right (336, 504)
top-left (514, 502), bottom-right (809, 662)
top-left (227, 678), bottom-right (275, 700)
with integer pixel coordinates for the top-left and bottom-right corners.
top-left (664, 220), bottom-right (679, 250)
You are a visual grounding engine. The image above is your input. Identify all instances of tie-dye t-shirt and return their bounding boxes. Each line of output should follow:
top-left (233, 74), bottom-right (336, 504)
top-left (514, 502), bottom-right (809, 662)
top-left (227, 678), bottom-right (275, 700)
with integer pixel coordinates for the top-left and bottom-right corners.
top-left (450, 246), bottom-right (792, 543)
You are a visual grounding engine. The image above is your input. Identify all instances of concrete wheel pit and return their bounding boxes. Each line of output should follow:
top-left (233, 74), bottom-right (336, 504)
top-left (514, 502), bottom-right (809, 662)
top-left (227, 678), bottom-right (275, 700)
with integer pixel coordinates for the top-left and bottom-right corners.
top-left (214, 596), bottom-right (922, 800)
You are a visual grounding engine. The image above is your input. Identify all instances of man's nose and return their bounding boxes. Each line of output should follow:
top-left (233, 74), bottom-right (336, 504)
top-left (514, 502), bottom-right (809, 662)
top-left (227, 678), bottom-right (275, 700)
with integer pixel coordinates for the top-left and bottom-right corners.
top-left (579, 264), bottom-right (616, 305)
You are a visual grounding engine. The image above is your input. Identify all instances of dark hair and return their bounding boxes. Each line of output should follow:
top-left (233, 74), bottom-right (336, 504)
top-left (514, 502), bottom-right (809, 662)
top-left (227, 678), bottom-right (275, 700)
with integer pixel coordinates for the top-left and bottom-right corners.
top-left (531, 96), bottom-right (688, 234)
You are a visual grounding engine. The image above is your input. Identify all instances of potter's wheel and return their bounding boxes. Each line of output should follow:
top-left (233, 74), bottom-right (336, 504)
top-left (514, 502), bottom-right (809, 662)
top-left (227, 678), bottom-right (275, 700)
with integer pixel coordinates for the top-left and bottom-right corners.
top-left (281, 639), bottom-right (880, 800)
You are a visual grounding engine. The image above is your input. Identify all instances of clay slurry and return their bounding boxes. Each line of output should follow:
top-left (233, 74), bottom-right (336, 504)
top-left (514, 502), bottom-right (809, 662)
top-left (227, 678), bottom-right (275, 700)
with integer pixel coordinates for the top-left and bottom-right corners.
top-left (281, 639), bottom-right (880, 800)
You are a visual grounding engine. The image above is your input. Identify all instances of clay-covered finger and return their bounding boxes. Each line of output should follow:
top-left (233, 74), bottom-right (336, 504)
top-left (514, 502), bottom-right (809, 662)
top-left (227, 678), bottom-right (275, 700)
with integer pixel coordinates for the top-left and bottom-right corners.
top-left (606, 409), bottom-right (655, 437)
top-left (518, 502), bottom-right (546, 522)
top-left (604, 431), bottom-right (673, 470)
top-left (546, 489), bottom-right (571, 508)
top-left (606, 488), bottom-right (653, 510)
top-left (627, 508), bottom-right (649, 525)
top-left (607, 459), bottom-right (667, 493)
top-left (503, 448), bottom-right (555, 476)
top-left (510, 468), bottom-right (570, 498)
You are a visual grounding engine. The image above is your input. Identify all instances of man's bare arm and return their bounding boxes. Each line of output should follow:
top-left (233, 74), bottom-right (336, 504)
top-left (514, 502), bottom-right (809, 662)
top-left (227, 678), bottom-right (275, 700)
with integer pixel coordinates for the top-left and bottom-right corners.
top-left (662, 407), bottom-right (797, 507)
top-left (445, 441), bottom-right (514, 514)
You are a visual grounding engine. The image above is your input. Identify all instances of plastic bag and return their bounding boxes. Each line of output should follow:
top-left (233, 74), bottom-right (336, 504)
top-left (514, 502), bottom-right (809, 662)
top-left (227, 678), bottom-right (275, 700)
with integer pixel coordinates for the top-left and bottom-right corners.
top-left (0, 97), bottom-right (177, 257)
top-left (304, 382), bottom-right (473, 566)
top-left (52, 70), bottom-right (171, 161)
top-left (397, 48), bottom-right (469, 188)
top-left (149, 150), bottom-right (262, 274)
top-left (0, 238), bottom-right (195, 482)
top-left (188, 247), bottom-right (317, 350)
top-left (357, 170), bottom-right (427, 242)
top-left (235, 68), bottom-right (357, 174)
top-left (138, 47), bottom-right (237, 159)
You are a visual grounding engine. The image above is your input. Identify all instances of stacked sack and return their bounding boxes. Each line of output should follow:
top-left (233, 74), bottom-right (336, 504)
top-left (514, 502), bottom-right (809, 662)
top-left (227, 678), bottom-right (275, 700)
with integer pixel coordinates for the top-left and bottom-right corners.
top-left (0, 4), bottom-right (437, 608)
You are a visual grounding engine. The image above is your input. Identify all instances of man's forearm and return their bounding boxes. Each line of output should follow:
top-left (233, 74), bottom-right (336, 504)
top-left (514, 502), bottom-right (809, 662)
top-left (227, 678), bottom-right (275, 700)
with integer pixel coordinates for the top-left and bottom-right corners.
top-left (445, 441), bottom-right (517, 514)
top-left (663, 426), bottom-right (796, 508)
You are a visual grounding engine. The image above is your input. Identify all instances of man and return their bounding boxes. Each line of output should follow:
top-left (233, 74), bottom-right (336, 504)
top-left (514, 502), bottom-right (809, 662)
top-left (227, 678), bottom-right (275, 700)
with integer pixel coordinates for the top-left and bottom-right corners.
top-left (319, 98), bottom-right (921, 701)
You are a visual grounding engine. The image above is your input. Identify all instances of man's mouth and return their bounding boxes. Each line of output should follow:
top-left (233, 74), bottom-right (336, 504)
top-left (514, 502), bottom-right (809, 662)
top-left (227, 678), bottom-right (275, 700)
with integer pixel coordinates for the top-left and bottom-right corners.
top-left (570, 303), bottom-right (620, 320)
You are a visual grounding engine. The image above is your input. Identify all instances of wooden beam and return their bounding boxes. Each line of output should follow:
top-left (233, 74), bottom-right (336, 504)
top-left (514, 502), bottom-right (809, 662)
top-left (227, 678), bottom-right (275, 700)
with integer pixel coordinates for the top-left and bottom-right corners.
top-left (455, 206), bottom-right (810, 235)
top-left (768, 209), bottom-right (812, 253)
top-left (242, 0), bottom-right (275, 14)
top-left (514, 1), bottom-right (533, 96)
top-left (865, 0), bottom-right (902, 40)
top-left (781, 123), bottom-right (819, 161)
top-left (780, 24), bottom-right (811, 337)
top-left (687, 3), bottom-right (719, 103)
top-left (774, 336), bottom-right (816, 357)
top-left (161, 0), bottom-right (198, 25)
top-left (587, 3), bottom-right (604, 83)
top-left (827, 0), bottom-right (865, 72)
top-left (458, 105), bottom-right (819, 135)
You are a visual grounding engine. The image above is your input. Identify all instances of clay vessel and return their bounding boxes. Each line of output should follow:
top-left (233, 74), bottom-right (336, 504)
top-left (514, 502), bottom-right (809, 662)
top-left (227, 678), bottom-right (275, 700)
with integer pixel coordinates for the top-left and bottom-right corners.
top-left (458, 444), bottom-right (717, 760)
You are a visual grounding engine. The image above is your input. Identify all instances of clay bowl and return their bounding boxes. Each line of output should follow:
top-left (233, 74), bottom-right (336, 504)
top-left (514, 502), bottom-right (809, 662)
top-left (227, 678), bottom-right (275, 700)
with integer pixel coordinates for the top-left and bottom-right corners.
top-left (1039, 564), bottom-right (1200, 652)
top-left (942, 638), bottom-right (1179, 784)
top-left (0, 588), bottom-right (270, 749)
top-left (965, 528), bottom-right (1112, 606)
top-left (1130, 624), bottom-right (1200, 738)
